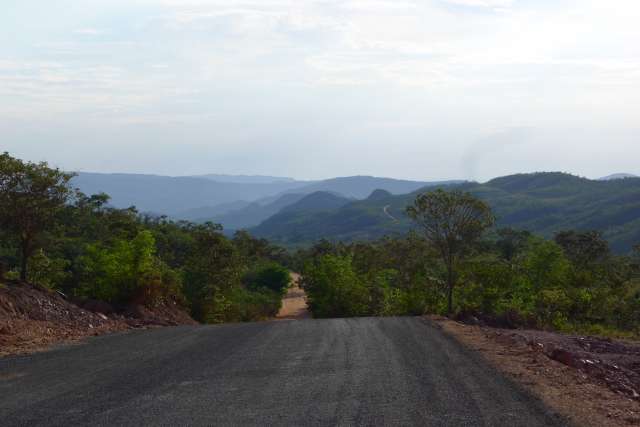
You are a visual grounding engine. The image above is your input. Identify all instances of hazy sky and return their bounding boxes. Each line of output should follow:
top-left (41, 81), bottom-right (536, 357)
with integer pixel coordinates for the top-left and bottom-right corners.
top-left (2, 0), bottom-right (639, 181)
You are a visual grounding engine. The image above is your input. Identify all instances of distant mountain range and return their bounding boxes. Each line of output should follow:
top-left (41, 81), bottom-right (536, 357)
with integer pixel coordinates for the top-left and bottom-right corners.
top-left (203, 178), bottom-right (462, 230)
top-left (71, 173), bottom-right (455, 223)
top-left (599, 173), bottom-right (639, 181)
top-left (190, 174), bottom-right (299, 184)
top-left (72, 173), bottom-right (308, 217)
top-left (72, 171), bottom-right (640, 253)
top-left (250, 172), bottom-right (640, 253)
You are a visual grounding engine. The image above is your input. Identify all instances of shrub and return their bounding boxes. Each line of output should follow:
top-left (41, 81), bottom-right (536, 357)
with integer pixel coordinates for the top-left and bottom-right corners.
top-left (243, 263), bottom-right (290, 295)
top-left (76, 231), bottom-right (183, 305)
top-left (27, 249), bottom-right (70, 289)
top-left (303, 255), bottom-right (371, 318)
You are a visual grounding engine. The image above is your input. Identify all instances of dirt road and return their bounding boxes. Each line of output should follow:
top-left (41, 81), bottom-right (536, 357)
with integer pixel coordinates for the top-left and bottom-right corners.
top-left (276, 273), bottom-right (310, 319)
top-left (383, 204), bottom-right (399, 222)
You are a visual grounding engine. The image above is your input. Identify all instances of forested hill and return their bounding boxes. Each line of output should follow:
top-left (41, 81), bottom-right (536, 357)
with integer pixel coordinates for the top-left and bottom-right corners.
top-left (251, 172), bottom-right (640, 253)
top-left (71, 173), bottom-right (443, 221)
top-left (285, 176), bottom-right (464, 199)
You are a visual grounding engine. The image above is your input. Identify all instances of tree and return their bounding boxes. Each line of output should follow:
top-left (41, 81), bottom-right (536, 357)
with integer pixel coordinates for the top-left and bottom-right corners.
top-left (243, 262), bottom-right (291, 295)
top-left (0, 153), bottom-right (75, 280)
top-left (554, 230), bottom-right (610, 268)
top-left (495, 228), bottom-right (532, 262)
top-left (406, 189), bottom-right (495, 314)
top-left (183, 222), bottom-right (242, 322)
top-left (302, 254), bottom-right (370, 318)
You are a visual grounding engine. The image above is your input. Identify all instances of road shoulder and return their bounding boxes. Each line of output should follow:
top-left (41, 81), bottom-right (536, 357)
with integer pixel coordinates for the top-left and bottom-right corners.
top-left (429, 316), bottom-right (640, 427)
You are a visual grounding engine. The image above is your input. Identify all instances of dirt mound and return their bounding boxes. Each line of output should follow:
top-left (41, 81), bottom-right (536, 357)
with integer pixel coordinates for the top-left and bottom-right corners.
top-left (122, 302), bottom-right (197, 327)
top-left (0, 280), bottom-right (195, 356)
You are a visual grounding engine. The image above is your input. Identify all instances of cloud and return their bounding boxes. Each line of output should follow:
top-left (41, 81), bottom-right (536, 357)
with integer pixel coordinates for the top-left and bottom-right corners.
top-left (2, 0), bottom-right (640, 180)
top-left (442, 0), bottom-right (513, 8)
top-left (73, 28), bottom-right (104, 36)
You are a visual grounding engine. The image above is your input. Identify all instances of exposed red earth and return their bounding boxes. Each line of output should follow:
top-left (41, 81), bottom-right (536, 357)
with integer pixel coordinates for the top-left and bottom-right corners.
top-left (0, 280), bottom-right (195, 357)
top-left (432, 316), bottom-right (640, 427)
top-left (275, 273), bottom-right (310, 320)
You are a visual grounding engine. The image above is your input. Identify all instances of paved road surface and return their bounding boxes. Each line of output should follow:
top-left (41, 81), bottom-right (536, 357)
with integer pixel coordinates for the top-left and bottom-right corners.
top-left (0, 318), bottom-right (565, 426)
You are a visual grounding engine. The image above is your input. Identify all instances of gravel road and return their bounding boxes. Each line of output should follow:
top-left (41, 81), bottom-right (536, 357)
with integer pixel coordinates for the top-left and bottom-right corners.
top-left (0, 317), bottom-right (565, 426)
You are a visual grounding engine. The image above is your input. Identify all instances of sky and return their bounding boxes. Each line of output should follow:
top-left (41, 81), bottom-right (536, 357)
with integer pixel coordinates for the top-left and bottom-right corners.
top-left (1, 0), bottom-right (639, 182)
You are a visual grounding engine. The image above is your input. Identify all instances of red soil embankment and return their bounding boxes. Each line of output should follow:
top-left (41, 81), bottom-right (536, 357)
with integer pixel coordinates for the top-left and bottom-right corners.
top-left (0, 280), bottom-right (195, 356)
top-left (432, 316), bottom-right (640, 427)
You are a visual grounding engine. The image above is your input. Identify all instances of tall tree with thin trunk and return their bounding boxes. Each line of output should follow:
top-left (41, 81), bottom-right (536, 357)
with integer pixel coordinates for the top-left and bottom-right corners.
top-left (0, 152), bottom-right (75, 281)
top-left (406, 189), bottom-right (494, 314)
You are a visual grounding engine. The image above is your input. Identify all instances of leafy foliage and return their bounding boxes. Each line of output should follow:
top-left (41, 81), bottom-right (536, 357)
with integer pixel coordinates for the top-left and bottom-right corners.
top-left (0, 152), bottom-right (76, 279)
top-left (296, 190), bottom-right (640, 336)
top-left (0, 153), bottom-right (291, 323)
top-left (243, 262), bottom-right (291, 295)
top-left (406, 189), bottom-right (494, 313)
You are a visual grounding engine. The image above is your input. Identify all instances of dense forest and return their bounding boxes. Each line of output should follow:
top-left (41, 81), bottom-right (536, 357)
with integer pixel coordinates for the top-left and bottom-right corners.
top-left (295, 225), bottom-right (640, 337)
top-left (0, 153), bottom-right (291, 323)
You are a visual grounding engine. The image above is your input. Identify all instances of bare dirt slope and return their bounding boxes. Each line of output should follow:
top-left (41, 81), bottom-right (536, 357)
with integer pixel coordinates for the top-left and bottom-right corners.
top-left (432, 316), bottom-right (640, 427)
top-left (276, 273), bottom-right (310, 320)
top-left (0, 280), bottom-right (195, 357)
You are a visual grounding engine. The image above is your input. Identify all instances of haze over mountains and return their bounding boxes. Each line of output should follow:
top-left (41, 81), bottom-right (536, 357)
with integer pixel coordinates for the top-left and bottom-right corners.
top-left (72, 172), bottom-right (456, 224)
top-left (599, 173), bottom-right (639, 181)
top-left (251, 172), bottom-right (640, 253)
top-left (191, 175), bottom-right (299, 184)
top-left (73, 173), bottom-right (308, 217)
top-left (71, 171), bottom-right (640, 253)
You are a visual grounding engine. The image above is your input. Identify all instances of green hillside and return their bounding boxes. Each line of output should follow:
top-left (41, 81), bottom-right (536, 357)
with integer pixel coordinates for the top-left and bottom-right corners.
top-left (251, 172), bottom-right (640, 253)
top-left (251, 192), bottom-right (354, 241)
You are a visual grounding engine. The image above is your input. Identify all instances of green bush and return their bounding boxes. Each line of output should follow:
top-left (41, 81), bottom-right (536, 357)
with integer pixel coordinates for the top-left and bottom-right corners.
top-left (303, 255), bottom-right (371, 318)
top-left (27, 249), bottom-right (70, 289)
top-left (227, 287), bottom-right (282, 322)
top-left (76, 230), bottom-right (183, 305)
top-left (243, 263), bottom-right (290, 295)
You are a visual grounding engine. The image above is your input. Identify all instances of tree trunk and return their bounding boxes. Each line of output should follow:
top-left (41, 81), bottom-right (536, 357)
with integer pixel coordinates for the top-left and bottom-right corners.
top-left (20, 252), bottom-right (28, 281)
top-left (20, 237), bottom-right (30, 282)
top-left (446, 255), bottom-right (454, 315)
top-left (447, 272), bottom-right (453, 315)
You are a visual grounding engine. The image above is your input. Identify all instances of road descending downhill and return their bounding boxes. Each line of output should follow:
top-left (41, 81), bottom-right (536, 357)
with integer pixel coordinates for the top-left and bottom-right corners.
top-left (276, 273), bottom-right (311, 320)
top-left (0, 318), bottom-right (565, 426)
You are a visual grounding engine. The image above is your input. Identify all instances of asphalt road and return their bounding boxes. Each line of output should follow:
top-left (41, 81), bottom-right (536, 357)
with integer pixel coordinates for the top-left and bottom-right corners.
top-left (1, 317), bottom-right (565, 426)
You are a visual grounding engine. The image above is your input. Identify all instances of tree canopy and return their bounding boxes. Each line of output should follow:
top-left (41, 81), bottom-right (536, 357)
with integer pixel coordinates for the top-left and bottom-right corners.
top-left (0, 152), bottom-right (76, 279)
top-left (406, 189), bottom-right (495, 314)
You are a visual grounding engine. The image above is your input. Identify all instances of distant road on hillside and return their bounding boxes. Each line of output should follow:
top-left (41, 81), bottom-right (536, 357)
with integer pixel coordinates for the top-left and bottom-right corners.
top-left (383, 204), bottom-right (399, 222)
top-left (1, 318), bottom-right (563, 426)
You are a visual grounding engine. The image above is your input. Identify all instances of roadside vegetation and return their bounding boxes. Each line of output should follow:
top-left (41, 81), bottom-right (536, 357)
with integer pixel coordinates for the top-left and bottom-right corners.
top-left (296, 191), bottom-right (640, 337)
top-left (0, 153), bottom-right (290, 323)
top-left (4, 152), bottom-right (640, 337)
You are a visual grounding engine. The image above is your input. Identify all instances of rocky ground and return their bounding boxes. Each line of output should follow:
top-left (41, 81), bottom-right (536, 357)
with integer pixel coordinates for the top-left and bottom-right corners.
top-left (0, 280), bottom-right (196, 357)
top-left (432, 316), bottom-right (640, 427)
